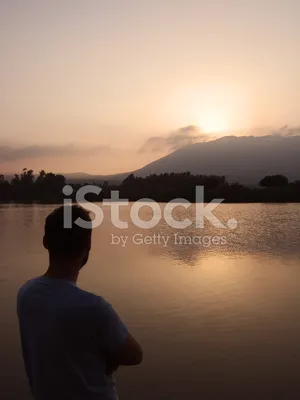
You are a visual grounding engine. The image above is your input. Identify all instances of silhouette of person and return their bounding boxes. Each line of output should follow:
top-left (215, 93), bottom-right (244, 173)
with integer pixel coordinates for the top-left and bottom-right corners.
top-left (17, 205), bottom-right (142, 400)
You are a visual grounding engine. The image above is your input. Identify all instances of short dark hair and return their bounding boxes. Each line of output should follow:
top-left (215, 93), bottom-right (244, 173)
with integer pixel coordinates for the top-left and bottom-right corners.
top-left (44, 205), bottom-right (92, 259)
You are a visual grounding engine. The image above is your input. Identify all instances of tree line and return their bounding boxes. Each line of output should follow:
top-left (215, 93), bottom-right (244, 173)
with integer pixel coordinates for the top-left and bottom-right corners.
top-left (0, 169), bottom-right (299, 203)
top-left (0, 169), bottom-right (66, 203)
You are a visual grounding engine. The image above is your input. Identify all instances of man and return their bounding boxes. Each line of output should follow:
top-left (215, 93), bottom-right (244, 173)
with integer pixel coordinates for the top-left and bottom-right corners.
top-left (17, 205), bottom-right (142, 400)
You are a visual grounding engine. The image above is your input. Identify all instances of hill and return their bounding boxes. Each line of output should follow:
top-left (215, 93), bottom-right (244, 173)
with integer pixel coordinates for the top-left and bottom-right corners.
top-left (64, 172), bottom-right (130, 185)
top-left (134, 135), bottom-right (300, 184)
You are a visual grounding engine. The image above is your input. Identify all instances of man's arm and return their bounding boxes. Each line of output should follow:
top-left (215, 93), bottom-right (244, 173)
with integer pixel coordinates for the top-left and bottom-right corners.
top-left (97, 300), bottom-right (143, 373)
top-left (109, 332), bottom-right (143, 366)
top-left (106, 333), bottom-right (143, 374)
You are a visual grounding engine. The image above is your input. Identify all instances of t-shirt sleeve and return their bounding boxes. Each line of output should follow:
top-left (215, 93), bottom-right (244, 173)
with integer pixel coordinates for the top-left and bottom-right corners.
top-left (96, 300), bottom-right (128, 352)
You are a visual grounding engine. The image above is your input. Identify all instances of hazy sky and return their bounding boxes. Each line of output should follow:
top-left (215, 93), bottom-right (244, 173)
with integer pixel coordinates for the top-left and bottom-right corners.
top-left (1, 0), bottom-right (300, 174)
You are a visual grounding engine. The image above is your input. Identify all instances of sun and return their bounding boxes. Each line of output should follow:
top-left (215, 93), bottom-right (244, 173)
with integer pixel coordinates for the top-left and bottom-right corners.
top-left (170, 83), bottom-right (246, 134)
top-left (197, 109), bottom-right (230, 133)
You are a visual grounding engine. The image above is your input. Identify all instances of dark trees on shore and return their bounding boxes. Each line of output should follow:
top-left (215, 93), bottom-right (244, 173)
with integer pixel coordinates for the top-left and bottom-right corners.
top-left (259, 174), bottom-right (289, 187)
top-left (0, 169), bottom-right (66, 203)
top-left (0, 170), bottom-right (299, 203)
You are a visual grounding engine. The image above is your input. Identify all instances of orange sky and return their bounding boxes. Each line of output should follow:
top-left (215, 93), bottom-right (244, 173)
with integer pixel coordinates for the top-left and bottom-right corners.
top-left (1, 0), bottom-right (300, 174)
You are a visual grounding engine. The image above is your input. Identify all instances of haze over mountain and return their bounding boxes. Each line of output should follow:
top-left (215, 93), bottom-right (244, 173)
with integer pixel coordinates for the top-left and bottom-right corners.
top-left (134, 135), bottom-right (300, 184)
top-left (59, 134), bottom-right (300, 186)
top-left (2, 132), bottom-right (299, 186)
top-left (64, 172), bottom-right (130, 185)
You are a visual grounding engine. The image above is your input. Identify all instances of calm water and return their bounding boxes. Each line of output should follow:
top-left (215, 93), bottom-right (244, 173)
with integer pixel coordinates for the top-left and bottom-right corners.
top-left (1, 203), bottom-right (300, 399)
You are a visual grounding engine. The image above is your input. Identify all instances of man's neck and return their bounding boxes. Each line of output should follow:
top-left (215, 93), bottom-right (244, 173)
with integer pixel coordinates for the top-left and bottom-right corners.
top-left (45, 261), bottom-right (80, 284)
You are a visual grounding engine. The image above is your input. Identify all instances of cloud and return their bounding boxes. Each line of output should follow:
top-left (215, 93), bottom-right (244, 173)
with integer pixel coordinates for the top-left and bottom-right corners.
top-left (139, 125), bottom-right (212, 154)
top-left (247, 125), bottom-right (300, 137)
top-left (271, 125), bottom-right (300, 137)
top-left (0, 144), bottom-right (111, 163)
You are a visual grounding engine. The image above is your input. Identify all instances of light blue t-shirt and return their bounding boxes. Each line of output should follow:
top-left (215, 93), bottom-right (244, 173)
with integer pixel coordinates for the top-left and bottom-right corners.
top-left (17, 276), bottom-right (128, 400)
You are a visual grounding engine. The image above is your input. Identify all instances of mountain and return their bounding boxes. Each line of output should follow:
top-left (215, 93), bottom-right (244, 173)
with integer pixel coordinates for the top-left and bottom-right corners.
top-left (3, 135), bottom-right (299, 186)
top-left (64, 172), bottom-right (130, 184)
top-left (133, 135), bottom-right (300, 184)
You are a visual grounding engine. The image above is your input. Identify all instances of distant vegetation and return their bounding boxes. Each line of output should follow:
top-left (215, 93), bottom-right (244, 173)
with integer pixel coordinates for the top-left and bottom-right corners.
top-left (259, 174), bottom-right (289, 187)
top-left (0, 169), bottom-right (299, 203)
top-left (0, 169), bottom-right (66, 203)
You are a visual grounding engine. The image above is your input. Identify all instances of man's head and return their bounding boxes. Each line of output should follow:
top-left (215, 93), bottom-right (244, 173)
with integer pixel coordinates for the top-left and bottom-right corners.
top-left (44, 205), bottom-right (92, 268)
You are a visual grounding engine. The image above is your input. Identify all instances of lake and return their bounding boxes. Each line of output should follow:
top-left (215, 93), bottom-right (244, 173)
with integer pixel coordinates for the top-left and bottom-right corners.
top-left (1, 203), bottom-right (300, 399)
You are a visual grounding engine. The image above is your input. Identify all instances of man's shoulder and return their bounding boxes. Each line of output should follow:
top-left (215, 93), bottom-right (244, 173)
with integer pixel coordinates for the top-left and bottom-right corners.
top-left (60, 287), bottom-right (117, 326)
top-left (17, 276), bottom-right (108, 305)
top-left (17, 276), bottom-right (42, 300)
top-left (17, 276), bottom-right (114, 318)
top-left (75, 287), bottom-right (113, 313)
top-left (17, 277), bottom-right (44, 316)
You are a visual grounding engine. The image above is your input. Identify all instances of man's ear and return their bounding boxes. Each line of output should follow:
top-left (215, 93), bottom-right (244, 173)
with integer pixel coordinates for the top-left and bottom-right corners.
top-left (43, 235), bottom-right (49, 250)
